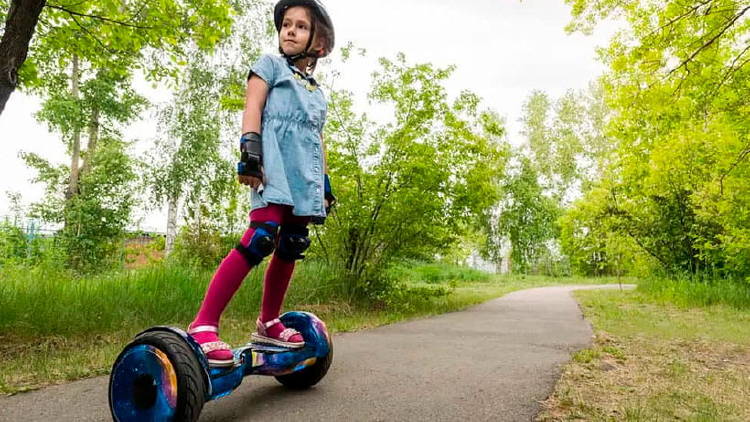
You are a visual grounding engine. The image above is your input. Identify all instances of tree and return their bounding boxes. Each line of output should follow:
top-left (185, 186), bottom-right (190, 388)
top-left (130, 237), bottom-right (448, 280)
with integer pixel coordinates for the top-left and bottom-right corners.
top-left (508, 84), bottom-right (613, 275)
top-left (494, 154), bottom-right (560, 274)
top-left (0, 0), bottom-right (233, 115)
top-left (0, 0), bottom-right (46, 115)
top-left (565, 0), bottom-right (750, 278)
top-left (10, 0), bottom-right (237, 269)
top-left (147, 1), bottom-right (270, 256)
top-left (318, 53), bottom-right (508, 297)
top-left (559, 184), bottom-right (641, 277)
top-left (521, 84), bottom-right (611, 204)
top-left (22, 137), bottom-right (137, 270)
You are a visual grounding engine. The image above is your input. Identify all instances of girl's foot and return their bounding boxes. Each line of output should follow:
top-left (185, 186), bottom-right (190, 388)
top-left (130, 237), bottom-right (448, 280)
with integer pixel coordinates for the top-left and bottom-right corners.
top-left (187, 324), bottom-right (235, 367)
top-left (251, 318), bottom-right (305, 348)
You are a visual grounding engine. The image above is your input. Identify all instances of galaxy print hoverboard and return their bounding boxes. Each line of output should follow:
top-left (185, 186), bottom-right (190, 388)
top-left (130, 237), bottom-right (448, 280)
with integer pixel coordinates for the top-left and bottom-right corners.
top-left (108, 311), bottom-right (332, 421)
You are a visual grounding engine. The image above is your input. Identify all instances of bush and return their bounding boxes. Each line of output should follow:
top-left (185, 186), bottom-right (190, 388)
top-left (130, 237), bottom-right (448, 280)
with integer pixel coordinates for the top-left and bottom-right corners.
top-left (0, 223), bottom-right (27, 264)
top-left (171, 225), bottom-right (238, 269)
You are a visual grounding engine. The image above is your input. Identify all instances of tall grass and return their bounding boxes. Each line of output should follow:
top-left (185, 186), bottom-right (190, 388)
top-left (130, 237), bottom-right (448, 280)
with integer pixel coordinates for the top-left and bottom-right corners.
top-left (0, 257), bottom-right (633, 341)
top-left (0, 259), bottom-right (344, 339)
top-left (638, 277), bottom-right (750, 309)
top-left (388, 260), bottom-right (493, 285)
top-left (1, 259), bottom-right (629, 393)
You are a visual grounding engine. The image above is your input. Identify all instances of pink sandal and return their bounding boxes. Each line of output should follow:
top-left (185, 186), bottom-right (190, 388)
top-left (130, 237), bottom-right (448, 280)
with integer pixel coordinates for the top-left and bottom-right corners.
top-left (187, 324), bottom-right (235, 367)
top-left (251, 318), bottom-right (305, 349)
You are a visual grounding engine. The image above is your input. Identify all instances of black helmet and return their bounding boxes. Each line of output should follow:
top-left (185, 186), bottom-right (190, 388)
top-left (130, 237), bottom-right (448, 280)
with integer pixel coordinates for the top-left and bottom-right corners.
top-left (274, 0), bottom-right (335, 59)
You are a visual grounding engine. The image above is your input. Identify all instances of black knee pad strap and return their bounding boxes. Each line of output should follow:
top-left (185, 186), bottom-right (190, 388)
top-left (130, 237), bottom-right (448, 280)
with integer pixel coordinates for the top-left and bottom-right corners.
top-left (276, 224), bottom-right (310, 262)
top-left (235, 221), bottom-right (279, 266)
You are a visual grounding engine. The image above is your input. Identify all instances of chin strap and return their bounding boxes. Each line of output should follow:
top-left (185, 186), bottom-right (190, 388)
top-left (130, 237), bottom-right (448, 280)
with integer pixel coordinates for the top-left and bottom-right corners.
top-left (280, 47), bottom-right (321, 65)
top-left (285, 51), bottom-right (313, 62)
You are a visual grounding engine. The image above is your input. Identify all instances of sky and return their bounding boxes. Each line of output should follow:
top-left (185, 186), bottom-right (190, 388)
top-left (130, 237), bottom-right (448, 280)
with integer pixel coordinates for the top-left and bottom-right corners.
top-left (0, 0), bottom-right (618, 232)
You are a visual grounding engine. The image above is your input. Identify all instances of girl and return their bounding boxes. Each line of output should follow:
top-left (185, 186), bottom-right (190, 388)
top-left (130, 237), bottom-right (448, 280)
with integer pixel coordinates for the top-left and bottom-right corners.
top-left (187, 0), bottom-right (336, 367)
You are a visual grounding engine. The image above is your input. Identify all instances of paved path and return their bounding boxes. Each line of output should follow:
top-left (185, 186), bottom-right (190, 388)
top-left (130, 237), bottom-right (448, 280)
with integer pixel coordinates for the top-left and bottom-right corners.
top-left (0, 284), bottom-right (632, 421)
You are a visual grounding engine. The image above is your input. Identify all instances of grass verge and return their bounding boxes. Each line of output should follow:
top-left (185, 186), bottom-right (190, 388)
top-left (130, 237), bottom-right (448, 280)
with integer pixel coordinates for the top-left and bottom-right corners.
top-left (0, 261), bottom-right (620, 395)
top-left (537, 288), bottom-right (750, 421)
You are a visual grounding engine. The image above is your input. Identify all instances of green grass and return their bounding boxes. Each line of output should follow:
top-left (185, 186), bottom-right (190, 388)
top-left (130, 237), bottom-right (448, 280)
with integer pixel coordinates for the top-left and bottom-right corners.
top-left (637, 276), bottom-right (750, 309)
top-left (577, 288), bottom-right (750, 345)
top-left (0, 261), bottom-right (620, 395)
top-left (538, 288), bottom-right (750, 421)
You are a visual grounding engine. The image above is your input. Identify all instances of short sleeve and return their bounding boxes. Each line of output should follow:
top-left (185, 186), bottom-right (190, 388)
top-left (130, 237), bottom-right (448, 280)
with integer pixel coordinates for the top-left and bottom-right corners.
top-left (247, 54), bottom-right (277, 86)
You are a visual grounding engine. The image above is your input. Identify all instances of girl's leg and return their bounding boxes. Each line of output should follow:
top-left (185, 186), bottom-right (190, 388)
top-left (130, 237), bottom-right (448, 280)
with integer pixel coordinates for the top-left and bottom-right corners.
top-left (190, 205), bottom-right (285, 359)
top-left (259, 254), bottom-right (297, 323)
top-left (257, 208), bottom-right (310, 343)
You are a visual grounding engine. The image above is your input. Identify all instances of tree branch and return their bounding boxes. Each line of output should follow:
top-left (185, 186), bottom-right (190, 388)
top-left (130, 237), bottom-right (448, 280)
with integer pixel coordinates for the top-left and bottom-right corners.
top-left (607, 190), bottom-right (671, 269)
top-left (719, 140), bottom-right (750, 196)
top-left (708, 42), bottom-right (750, 98)
top-left (45, 3), bottom-right (153, 29)
top-left (66, 12), bottom-right (118, 54)
top-left (667, 6), bottom-right (750, 78)
top-left (650, 0), bottom-right (714, 39)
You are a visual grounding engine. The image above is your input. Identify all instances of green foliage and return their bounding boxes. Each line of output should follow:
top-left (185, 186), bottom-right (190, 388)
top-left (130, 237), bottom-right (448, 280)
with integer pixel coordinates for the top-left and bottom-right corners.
top-left (0, 225), bottom-right (65, 270)
top-left (147, 59), bottom-right (239, 233)
top-left (559, 185), bottom-right (644, 277)
top-left (501, 84), bottom-right (613, 276)
top-left (170, 224), bottom-right (238, 269)
top-left (387, 261), bottom-right (493, 285)
top-left (12, 0), bottom-right (241, 272)
top-left (35, 68), bottom-right (147, 138)
top-left (495, 155), bottom-right (561, 274)
top-left (562, 0), bottom-right (750, 279)
top-left (22, 138), bottom-right (137, 271)
top-left (0, 262), bottom-right (219, 336)
top-left (146, 1), bottom-right (271, 256)
top-left (521, 85), bottom-right (611, 202)
top-left (19, 0), bottom-right (234, 90)
top-left (318, 53), bottom-right (508, 299)
top-left (0, 223), bottom-right (27, 264)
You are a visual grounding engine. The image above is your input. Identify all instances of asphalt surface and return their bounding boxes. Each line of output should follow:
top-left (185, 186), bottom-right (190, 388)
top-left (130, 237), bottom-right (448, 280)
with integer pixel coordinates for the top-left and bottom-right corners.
top-left (0, 284), bottom-right (632, 421)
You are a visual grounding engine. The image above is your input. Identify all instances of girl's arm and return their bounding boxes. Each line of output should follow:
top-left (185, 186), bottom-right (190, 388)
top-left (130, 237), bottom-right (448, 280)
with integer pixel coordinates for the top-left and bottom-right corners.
top-left (242, 76), bottom-right (269, 135)
top-left (239, 76), bottom-right (269, 188)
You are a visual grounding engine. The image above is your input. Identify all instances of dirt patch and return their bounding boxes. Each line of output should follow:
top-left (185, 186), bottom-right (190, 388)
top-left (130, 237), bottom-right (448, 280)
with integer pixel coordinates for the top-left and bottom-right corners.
top-left (537, 332), bottom-right (750, 421)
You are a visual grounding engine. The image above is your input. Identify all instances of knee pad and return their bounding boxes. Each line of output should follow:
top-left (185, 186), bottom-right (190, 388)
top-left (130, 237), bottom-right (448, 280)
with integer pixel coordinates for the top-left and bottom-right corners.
top-left (235, 221), bottom-right (278, 266)
top-left (276, 224), bottom-right (310, 261)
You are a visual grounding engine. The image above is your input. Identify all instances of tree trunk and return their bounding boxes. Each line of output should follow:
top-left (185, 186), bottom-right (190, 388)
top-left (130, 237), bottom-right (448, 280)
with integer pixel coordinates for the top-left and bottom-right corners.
top-left (66, 55), bottom-right (81, 201)
top-left (0, 0), bottom-right (46, 116)
top-left (165, 194), bottom-right (178, 256)
top-left (79, 103), bottom-right (100, 188)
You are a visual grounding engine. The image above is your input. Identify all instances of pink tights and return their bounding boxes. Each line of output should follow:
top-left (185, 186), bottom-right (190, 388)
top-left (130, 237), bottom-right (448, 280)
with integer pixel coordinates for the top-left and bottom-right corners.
top-left (191, 204), bottom-right (309, 341)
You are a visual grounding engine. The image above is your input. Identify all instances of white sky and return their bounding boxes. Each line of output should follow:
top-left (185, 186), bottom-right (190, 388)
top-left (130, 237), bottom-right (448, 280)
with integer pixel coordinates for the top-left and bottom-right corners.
top-left (0, 0), bottom-right (617, 231)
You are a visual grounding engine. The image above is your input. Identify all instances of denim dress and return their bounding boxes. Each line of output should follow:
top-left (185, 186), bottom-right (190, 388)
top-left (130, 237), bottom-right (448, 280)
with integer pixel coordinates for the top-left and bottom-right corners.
top-left (247, 54), bottom-right (327, 219)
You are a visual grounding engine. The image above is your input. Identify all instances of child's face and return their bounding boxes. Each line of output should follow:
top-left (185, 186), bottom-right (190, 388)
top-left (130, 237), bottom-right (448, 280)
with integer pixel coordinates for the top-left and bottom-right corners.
top-left (280, 6), bottom-right (313, 56)
top-left (280, 6), bottom-right (327, 57)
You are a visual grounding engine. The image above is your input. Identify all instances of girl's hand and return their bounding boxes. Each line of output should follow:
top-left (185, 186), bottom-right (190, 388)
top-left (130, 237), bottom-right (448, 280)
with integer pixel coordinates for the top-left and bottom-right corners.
top-left (238, 174), bottom-right (263, 189)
